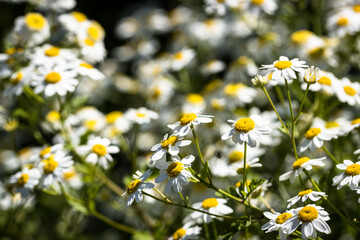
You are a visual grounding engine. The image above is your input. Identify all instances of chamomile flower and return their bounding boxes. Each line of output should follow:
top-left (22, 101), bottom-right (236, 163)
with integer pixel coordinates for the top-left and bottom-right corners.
top-left (279, 157), bottom-right (326, 183)
top-left (310, 117), bottom-right (349, 139)
top-left (106, 111), bottom-right (132, 135)
top-left (39, 152), bottom-right (74, 186)
top-left (332, 160), bottom-right (360, 190)
top-left (155, 155), bottom-right (194, 193)
top-left (189, 18), bottom-right (227, 46)
top-left (4, 67), bottom-right (32, 96)
top-left (115, 17), bottom-right (140, 39)
top-left (222, 115), bottom-right (272, 148)
top-left (190, 198), bottom-right (233, 223)
top-left (78, 37), bottom-right (106, 63)
top-left (167, 112), bottom-right (213, 137)
top-left (76, 61), bottom-right (105, 81)
top-left (204, 0), bottom-right (240, 16)
top-left (326, 8), bottom-right (360, 37)
top-left (200, 59), bottom-right (226, 75)
top-left (125, 107), bottom-right (159, 125)
top-left (226, 56), bottom-right (258, 82)
top-left (150, 134), bottom-right (191, 163)
top-left (9, 168), bottom-right (41, 197)
top-left (287, 189), bottom-right (327, 208)
top-left (222, 83), bottom-right (257, 109)
top-left (122, 170), bottom-right (154, 206)
top-left (300, 70), bottom-right (339, 95)
top-left (31, 65), bottom-right (79, 97)
top-left (299, 127), bottom-right (332, 152)
top-left (261, 210), bottom-right (295, 240)
top-left (29, 0), bottom-right (76, 12)
top-left (182, 93), bottom-right (205, 113)
top-left (171, 49), bottom-right (195, 71)
top-left (234, 158), bottom-right (262, 175)
top-left (78, 136), bottom-right (119, 169)
top-left (260, 56), bottom-right (308, 85)
top-left (283, 204), bottom-right (331, 240)
top-left (30, 44), bottom-right (77, 67)
top-left (168, 222), bottom-right (202, 240)
top-left (334, 77), bottom-right (360, 106)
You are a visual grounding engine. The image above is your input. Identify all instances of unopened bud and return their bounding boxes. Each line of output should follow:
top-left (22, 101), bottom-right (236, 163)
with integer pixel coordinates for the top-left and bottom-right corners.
top-left (251, 75), bottom-right (268, 87)
top-left (303, 66), bottom-right (320, 84)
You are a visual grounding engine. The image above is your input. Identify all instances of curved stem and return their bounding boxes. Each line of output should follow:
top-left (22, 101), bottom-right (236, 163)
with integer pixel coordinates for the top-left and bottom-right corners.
top-left (322, 145), bottom-right (340, 164)
top-left (294, 84), bottom-right (310, 123)
top-left (242, 143), bottom-right (248, 192)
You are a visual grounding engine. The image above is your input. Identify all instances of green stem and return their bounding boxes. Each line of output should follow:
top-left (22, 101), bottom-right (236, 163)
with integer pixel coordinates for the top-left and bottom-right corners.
top-left (204, 221), bottom-right (210, 240)
top-left (322, 145), bottom-right (340, 164)
top-left (211, 220), bottom-right (217, 239)
top-left (178, 192), bottom-right (187, 206)
top-left (285, 79), bottom-right (299, 160)
top-left (275, 85), bottom-right (286, 108)
top-left (132, 124), bottom-right (140, 172)
top-left (153, 187), bottom-right (171, 202)
top-left (294, 84), bottom-right (310, 123)
top-left (259, 195), bottom-right (275, 213)
top-left (261, 87), bottom-right (291, 136)
top-left (242, 143), bottom-right (247, 192)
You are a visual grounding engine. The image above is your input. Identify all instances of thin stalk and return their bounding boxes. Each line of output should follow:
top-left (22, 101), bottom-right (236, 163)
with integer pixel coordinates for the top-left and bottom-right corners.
top-left (322, 145), bottom-right (340, 164)
top-left (259, 195), bottom-right (275, 213)
top-left (285, 79), bottom-right (299, 159)
top-left (153, 187), bottom-right (171, 202)
top-left (261, 87), bottom-right (290, 136)
top-left (203, 221), bottom-right (210, 240)
top-left (179, 192), bottom-right (187, 206)
top-left (132, 123), bottom-right (140, 172)
top-left (275, 85), bottom-right (286, 108)
top-left (294, 84), bottom-right (310, 123)
top-left (242, 143), bottom-right (248, 192)
top-left (211, 220), bottom-right (218, 239)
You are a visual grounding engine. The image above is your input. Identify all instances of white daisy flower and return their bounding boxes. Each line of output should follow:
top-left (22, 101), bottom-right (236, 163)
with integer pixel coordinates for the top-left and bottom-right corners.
top-left (221, 114), bottom-right (272, 148)
top-left (204, 0), bottom-right (240, 16)
top-left (241, 0), bottom-right (278, 15)
top-left (78, 37), bottom-right (106, 64)
top-left (299, 127), bottom-right (331, 152)
top-left (223, 83), bottom-right (257, 109)
top-left (9, 168), bottom-right (41, 197)
top-left (226, 56), bottom-right (258, 82)
top-left (201, 59), bottom-right (226, 75)
top-left (261, 210), bottom-right (295, 240)
top-left (78, 136), bottom-right (120, 169)
top-left (326, 8), bottom-right (360, 37)
top-left (122, 170), bottom-right (154, 206)
top-left (334, 77), bottom-right (360, 106)
top-left (167, 112), bottom-right (213, 137)
top-left (234, 157), bottom-right (262, 175)
top-left (155, 155), bottom-right (194, 193)
top-left (190, 198), bottom-right (233, 223)
top-left (260, 56), bottom-right (308, 85)
top-left (332, 160), bottom-right (360, 190)
top-left (150, 134), bottom-right (191, 164)
top-left (115, 17), bottom-right (140, 39)
top-left (168, 222), bottom-right (202, 240)
top-left (189, 18), bottom-right (226, 46)
top-left (29, 144), bottom-right (64, 163)
top-left (283, 204), bottom-right (331, 240)
top-left (30, 44), bottom-right (77, 67)
top-left (279, 157), bottom-right (326, 183)
top-left (182, 93), bottom-right (205, 113)
top-left (76, 61), bottom-right (105, 81)
top-left (310, 117), bottom-right (349, 139)
top-left (125, 107), bottom-right (159, 125)
top-left (301, 70), bottom-right (339, 95)
top-left (104, 111), bottom-right (132, 135)
top-left (31, 65), bottom-right (79, 97)
top-left (58, 11), bottom-right (89, 34)
top-left (30, 0), bottom-right (76, 12)
top-left (287, 189), bottom-right (327, 208)
top-left (39, 152), bottom-right (74, 187)
top-left (4, 67), bottom-right (32, 96)
top-left (171, 48), bottom-right (195, 71)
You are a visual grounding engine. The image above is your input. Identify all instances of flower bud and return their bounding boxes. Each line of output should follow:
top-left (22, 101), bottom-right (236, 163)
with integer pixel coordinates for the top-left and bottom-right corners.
top-left (303, 66), bottom-right (320, 84)
top-left (251, 75), bottom-right (268, 87)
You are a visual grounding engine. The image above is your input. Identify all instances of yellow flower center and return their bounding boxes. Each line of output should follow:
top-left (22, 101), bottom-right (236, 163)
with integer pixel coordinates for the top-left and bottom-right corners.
top-left (180, 113), bottom-right (197, 125)
top-left (345, 164), bottom-right (360, 176)
top-left (292, 157), bottom-right (310, 170)
top-left (17, 173), bottom-right (29, 188)
top-left (167, 162), bottom-right (184, 177)
top-left (40, 147), bottom-right (51, 158)
top-left (317, 76), bottom-right (331, 85)
top-left (151, 87), bottom-right (162, 99)
top-left (84, 38), bottom-right (95, 46)
top-left (161, 136), bottom-right (178, 149)
top-left (92, 144), bottom-right (107, 156)
top-left (174, 52), bottom-right (183, 60)
top-left (25, 13), bottom-right (46, 30)
top-left (337, 17), bottom-right (349, 26)
top-left (344, 86), bottom-right (356, 96)
top-left (45, 72), bottom-right (61, 84)
top-left (126, 179), bottom-right (141, 195)
top-left (106, 111), bottom-right (123, 124)
top-left (236, 164), bottom-right (250, 174)
top-left (298, 206), bottom-right (318, 222)
top-left (79, 62), bottom-right (94, 69)
top-left (304, 128), bottom-right (321, 139)
top-left (275, 212), bottom-right (293, 224)
top-left (10, 72), bottom-right (23, 85)
top-left (235, 118), bottom-right (255, 133)
top-left (251, 0), bottom-right (264, 5)
top-left (84, 120), bottom-right (97, 130)
top-left (136, 112), bottom-right (146, 118)
top-left (236, 56), bottom-right (250, 65)
top-left (351, 118), bottom-right (360, 125)
top-left (46, 111), bottom-right (60, 122)
top-left (224, 83), bottom-right (245, 96)
top-left (87, 22), bottom-right (103, 41)
top-left (43, 155), bottom-right (58, 174)
top-left (291, 30), bottom-right (313, 45)
top-left (44, 46), bottom-right (60, 57)
top-left (71, 11), bottom-right (87, 22)
top-left (353, 5), bottom-right (360, 12)
top-left (63, 171), bottom-right (76, 180)
top-left (186, 93), bottom-right (204, 104)
top-left (172, 228), bottom-right (186, 240)
top-left (325, 121), bottom-right (339, 128)
top-left (308, 47), bottom-right (325, 59)
top-left (201, 198), bottom-right (219, 209)
top-left (298, 189), bottom-right (313, 196)
top-left (228, 151), bottom-right (244, 163)
top-left (274, 60), bottom-right (292, 70)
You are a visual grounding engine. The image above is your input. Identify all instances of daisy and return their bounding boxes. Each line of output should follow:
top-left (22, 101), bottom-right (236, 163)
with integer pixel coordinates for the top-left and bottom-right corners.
top-left (204, 0), bottom-right (240, 16)
top-left (30, 0), bottom-right (76, 12)
top-left (78, 36), bottom-right (106, 63)
top-left (39, 151), bottom-right (74, 187)
top-left (287, 189), bottom-right (327, 208)
top-left (326, 8), bottom-right (360, 37)
top-left (241, 0), bottom-right (278, 15)
top-left (279, 157), bottom-right (326, 183)
top-left (182, 93), bottom-right (205, 113)
top-left (190, 198), bottom-right (233, 223)
top-left (122, 170), bottom-right (154, 206)
top-left (106, 111), bottom-right (132, 135)
top-left (168, 222), bottom-right (202, 240)
top-left (150, 134), bottom-right (191, 164)
top-left (30, 44), bottom-right (77, 67)
top-left (78, 136), bottom-right (120, 169)
top-left (226, 56), bottom-right (258, 82)
top-left (155, 155), bottom-right (194, 193)
top-left (4, 67), bottom-right (32, 96)
top-left (260, 56), bottom-right (308, 85)
top-left (171, 48), bottom-right (195, 71)
top-left (31, 65), bottom-right (79, 97)
top-left (9, 168), bottom-right (41, 197)
top-left (125, 107), bottom-right (159, 125)
top-left (222, 83), bottom-right (257, 109)
top-left (189, 18), bottom-right (227, 46)
top-left (201, 59), bottom-right (226, 75)
top-left (29, 144), bottom-right (64, 163)
top-left (234, 157), bottom-right (262, 175)
top-left (58, 11), bottom-right (89, 34)
top-left (167, 111), bottom-right (213, 137)
top-left (332, 160), bottom-right (360, 190)
top-left (303, 66), bottom-right (320, 85)
top-left (310, 117), bottom-right (349, 139)
top-left (221, 114), bottom-right (272, 148)
top-left (334, 77), bottom-right (360, 106)
top-left (299, 127), bottom-right (331, 152)
top-left (261, 210), bottom-right (295, 240)
top-left (300, 70), bottom-right (340, 96)
top-left (115, 17), bottom-right (140, 39)
top-left (283, 204), bottom-right (331, 240)
top-left (76, 61), bottom-right (105, 81)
